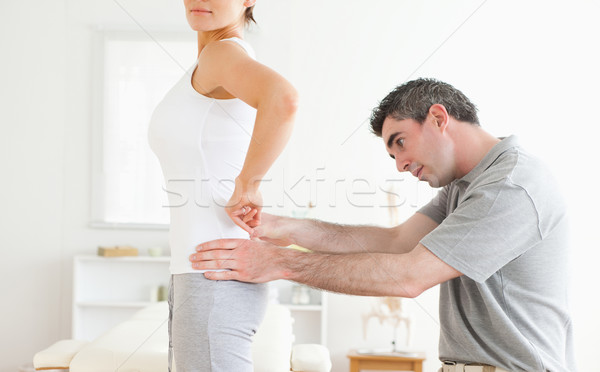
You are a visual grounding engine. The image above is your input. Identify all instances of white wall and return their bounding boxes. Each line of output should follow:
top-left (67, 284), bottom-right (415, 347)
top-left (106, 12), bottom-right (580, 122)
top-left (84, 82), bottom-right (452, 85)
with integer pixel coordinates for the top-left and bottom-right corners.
top-left (1, 1), bottom-right (599, 371)
top-left (274, 1), bottom-right (600, 370)
top-left (0, 1), bottom-right (67, 369)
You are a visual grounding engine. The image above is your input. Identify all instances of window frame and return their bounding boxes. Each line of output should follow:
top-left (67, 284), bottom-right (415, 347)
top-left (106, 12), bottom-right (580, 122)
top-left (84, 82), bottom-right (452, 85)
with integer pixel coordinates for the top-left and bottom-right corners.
top-left (89, 29), bottom-right (196, 230)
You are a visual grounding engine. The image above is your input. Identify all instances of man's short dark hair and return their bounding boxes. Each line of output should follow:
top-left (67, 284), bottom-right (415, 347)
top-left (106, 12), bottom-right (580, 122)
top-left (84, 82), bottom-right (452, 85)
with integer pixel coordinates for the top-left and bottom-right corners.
top-left (370, 78), bottom-right (480, 136)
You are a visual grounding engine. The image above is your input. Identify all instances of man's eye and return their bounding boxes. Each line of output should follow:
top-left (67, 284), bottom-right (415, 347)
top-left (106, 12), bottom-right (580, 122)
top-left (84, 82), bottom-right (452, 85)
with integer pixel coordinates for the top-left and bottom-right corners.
top-left (396, 138), bottom-right (405, 147)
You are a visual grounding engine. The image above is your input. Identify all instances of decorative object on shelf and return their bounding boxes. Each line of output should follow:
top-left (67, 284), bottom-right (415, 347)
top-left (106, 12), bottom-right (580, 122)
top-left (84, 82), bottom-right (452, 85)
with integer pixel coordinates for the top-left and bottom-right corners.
top-left (157, 285), bottom-right (168, 301)
top-left (291, 284), bottom-right (311, 305)
top-left (97, 245), bottom-right (138, 257)
top-left (360, 186), bottom-right (413, 352)
top-left (148, 246), bottom-right (163, 257)
top-left (150, 286), bottom-right (160, 302)
top-left (150, 285), bottom-right (168, 302)
top-left (362, 296), bottom-right (412, 351)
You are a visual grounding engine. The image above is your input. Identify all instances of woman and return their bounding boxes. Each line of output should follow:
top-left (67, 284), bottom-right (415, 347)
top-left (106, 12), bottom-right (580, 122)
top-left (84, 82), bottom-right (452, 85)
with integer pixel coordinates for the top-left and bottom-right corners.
top-left (148, 0), bottom-right (298, 370)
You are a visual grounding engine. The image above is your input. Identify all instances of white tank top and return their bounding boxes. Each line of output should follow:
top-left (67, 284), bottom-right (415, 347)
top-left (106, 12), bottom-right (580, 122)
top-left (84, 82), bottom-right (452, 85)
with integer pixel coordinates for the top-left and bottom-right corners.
top-left (148, 37), bottom-right (256, 274)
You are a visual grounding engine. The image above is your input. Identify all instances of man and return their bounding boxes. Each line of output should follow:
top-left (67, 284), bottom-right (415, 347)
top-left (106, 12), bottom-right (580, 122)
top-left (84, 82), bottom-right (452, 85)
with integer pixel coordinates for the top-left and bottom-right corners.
top-left (190, 79), bottom-right (575, 371)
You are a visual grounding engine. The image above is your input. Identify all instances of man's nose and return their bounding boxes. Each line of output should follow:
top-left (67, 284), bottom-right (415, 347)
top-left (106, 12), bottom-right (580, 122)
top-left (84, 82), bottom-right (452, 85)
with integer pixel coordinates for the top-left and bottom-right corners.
top-left (396, 157), bottom-right (410, 172)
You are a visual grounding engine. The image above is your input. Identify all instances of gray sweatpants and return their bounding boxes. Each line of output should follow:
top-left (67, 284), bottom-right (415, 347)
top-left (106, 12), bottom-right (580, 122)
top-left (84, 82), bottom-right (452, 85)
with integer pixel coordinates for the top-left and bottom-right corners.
top-left (168, 273), bottom-right (268, 372)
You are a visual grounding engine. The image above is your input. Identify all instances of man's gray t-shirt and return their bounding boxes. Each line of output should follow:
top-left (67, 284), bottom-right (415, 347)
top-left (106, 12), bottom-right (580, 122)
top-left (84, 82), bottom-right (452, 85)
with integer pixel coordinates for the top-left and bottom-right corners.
top-left (419, 136), bottom-right (575, 371)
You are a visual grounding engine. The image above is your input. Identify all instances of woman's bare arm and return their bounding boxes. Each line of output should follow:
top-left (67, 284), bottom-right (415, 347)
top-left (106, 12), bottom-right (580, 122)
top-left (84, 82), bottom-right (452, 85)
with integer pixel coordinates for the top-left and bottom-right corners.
top-left (196, 40), bottom-right (298, 232)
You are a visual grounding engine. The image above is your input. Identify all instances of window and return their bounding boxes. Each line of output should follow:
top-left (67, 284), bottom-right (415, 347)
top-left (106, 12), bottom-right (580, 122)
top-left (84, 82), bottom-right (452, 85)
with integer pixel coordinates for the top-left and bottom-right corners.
top-left (91, 30), bottom-right (196, 228)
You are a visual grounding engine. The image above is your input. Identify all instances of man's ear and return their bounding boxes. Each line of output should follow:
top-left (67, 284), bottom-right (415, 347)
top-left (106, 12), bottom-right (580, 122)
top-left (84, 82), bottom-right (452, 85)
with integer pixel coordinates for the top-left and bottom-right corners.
top-left (429, 104), bottom-right (450, 132)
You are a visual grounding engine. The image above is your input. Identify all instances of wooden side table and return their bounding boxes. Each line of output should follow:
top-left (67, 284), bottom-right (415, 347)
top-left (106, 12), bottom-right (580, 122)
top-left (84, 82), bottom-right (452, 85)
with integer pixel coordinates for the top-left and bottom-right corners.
top-left (347, 349), bottom-right (425, 372)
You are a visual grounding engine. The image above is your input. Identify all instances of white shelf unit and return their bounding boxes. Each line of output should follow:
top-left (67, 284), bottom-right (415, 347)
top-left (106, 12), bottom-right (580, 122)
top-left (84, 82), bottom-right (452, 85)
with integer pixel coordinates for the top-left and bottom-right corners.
top-left (72, 255), bottom-right (171, 341)
top-left (72, 256), bottom-right (327, 345)
top-left (271, 279), bottom-right (328, 345)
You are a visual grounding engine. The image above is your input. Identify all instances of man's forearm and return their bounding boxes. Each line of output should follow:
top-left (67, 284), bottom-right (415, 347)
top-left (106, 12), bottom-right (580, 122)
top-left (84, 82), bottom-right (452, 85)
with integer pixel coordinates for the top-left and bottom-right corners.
top-left (290, 218), bottom-right (396, 254)
top-left (284, 213), bottom-right (438, 255)
top-left (280, 248), bottom-right (417, 298)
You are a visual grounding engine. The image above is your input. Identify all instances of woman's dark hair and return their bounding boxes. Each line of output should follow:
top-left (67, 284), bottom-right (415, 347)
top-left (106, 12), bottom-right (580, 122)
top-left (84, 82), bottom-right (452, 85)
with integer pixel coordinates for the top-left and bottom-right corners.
top-left (244, 6), bottom-right (256, 25)
top-left (370, 78), bottom-right (480, 136)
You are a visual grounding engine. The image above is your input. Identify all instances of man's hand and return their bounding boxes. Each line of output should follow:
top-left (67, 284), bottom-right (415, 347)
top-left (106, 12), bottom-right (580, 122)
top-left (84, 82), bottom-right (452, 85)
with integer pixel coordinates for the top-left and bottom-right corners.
top-left (250, 213), bottom-right (297, 246)
top-left (190, 238), bottom-right (290, 282)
